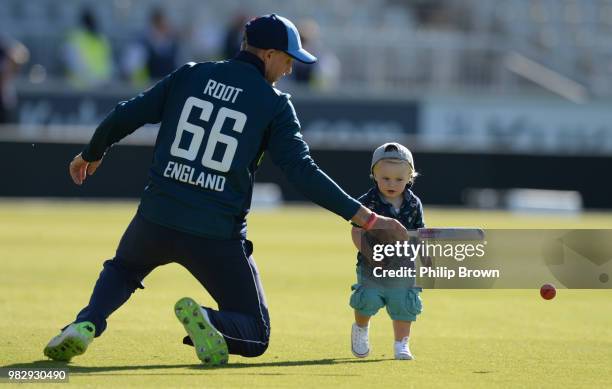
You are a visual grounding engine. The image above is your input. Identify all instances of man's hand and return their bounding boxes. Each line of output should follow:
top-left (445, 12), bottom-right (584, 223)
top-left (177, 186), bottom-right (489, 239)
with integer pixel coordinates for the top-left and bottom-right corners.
top-left (69, 153), bottom-right (102, 185)
top-left (350, 206), bottom-right (409, 235)
top-left (372, 215), bottom-right (409, 235)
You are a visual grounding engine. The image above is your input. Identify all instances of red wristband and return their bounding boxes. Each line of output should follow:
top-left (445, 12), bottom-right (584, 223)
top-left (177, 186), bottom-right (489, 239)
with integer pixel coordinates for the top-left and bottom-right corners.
top-left (362, 212), bottom-right (378, 231)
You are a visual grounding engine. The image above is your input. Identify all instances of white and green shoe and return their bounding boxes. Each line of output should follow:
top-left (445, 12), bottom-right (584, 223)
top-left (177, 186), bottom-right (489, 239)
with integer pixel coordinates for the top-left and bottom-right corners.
top-left (175, 297), bottom-right (229, 366)
top-left (44, 322), bottom-right (95, 362)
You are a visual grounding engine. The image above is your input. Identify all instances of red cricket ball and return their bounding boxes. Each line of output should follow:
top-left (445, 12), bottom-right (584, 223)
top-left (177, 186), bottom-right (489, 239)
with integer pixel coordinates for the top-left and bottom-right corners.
top-left (540, 283), bottom-right (556, 300)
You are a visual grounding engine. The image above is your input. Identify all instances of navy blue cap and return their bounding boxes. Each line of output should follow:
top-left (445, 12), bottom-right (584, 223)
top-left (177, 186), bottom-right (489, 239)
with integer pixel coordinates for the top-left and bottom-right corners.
top-left (245, 14), bottom-right (317, 64)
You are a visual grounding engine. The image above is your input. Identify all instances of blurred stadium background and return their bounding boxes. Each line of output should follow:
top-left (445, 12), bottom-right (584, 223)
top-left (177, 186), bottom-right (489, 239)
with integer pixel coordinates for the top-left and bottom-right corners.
top-left (1, 0), bottom-right (612, 213)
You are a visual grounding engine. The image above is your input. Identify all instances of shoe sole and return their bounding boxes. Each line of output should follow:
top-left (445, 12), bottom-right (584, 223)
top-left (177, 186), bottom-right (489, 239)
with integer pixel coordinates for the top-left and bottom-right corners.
top-left (43, 334), bottom-right (88, 362)
top-left (174, 297), bottom-right (229, 366)
top-left (395, 355), bottom-right (414, 360)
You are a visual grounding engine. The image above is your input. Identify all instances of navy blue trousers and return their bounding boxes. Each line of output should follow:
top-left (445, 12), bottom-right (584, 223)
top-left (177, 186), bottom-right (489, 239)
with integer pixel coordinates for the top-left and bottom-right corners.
top-left (74, 213), bottom-right (270, 357)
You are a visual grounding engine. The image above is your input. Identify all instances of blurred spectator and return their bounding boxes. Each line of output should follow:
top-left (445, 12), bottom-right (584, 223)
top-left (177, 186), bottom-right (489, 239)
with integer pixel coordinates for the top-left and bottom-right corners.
top-left (145, 8), bottom-right (179, 79)
top-left (123, 8), bottom-right (179, 86)
top-left (409, 0), bottom-right (464, 30)
top-left (0, 37), bottom-right (29, 123)
top-left (181, 5), bottom-right (225, 62)
top-left (292, 21), bottom-right (317, 85)
top-left (223, 14), bottom-right (249, 59)
top-left (63, 8), bottom-right (113, 88)
top-left (291, 19), bottom-right (341, 90)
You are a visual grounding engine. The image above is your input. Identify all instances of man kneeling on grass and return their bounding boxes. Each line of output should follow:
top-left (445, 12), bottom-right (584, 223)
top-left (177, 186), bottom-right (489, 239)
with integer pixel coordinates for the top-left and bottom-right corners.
top-left (44, 14), bottom-right (405, 366)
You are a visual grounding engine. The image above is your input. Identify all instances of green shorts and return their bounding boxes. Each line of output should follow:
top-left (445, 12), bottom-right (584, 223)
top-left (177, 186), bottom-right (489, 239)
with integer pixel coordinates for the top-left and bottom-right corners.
top-left (349, 284), bottom-right (423, 321)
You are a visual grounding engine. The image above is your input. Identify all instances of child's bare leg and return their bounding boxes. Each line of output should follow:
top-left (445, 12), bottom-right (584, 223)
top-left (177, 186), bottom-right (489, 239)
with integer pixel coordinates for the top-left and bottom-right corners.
top-left (393, 320), bottom-right (412, 341)
top-left (393, 320), bottom-right (414, 359)
top-left (354, 310), bottom-right (371, 327)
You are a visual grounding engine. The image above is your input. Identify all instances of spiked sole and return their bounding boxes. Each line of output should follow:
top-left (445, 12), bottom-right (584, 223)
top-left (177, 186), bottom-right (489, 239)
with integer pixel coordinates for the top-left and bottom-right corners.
top-left (174, 297), bottom-right (229, 366)
top-left (43, 324), bottom-right (93, 362)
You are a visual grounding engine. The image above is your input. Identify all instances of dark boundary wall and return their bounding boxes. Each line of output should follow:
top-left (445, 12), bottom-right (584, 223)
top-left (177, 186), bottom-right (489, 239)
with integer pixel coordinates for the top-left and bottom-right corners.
top-left (1, 141), bottom-right (610, 209)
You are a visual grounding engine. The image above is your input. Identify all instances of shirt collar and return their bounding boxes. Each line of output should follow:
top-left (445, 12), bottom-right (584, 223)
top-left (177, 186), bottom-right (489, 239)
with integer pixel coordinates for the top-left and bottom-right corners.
top-left (373, 185), bottom-right (411, 208)
top-left (233, 50), bottom-right (265, 78)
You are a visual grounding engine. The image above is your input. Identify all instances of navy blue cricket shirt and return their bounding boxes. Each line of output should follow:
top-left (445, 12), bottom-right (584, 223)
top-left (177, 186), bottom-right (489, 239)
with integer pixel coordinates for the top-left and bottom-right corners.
top-left (81, 51), bottom-right (360, 239)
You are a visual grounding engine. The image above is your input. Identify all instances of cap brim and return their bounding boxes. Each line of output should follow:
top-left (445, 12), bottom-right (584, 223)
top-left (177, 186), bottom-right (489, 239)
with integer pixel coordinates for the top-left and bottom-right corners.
top-left (286, 48), bottom-right (317, 64)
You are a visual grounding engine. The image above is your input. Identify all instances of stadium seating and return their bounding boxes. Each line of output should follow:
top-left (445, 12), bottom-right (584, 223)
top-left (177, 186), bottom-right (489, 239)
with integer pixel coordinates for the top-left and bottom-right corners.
top-left (1, 0), bottom-right (611, 96)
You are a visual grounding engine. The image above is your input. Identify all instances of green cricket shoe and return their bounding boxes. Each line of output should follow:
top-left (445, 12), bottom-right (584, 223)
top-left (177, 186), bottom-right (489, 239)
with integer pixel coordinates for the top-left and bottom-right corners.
top-left (44, 321), bottom-right (95, 362)
top-left (174, 297), bottom-right (229, 366)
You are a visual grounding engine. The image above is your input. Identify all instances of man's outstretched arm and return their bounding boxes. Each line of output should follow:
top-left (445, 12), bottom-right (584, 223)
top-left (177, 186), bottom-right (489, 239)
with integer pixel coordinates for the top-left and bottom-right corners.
top-left (70, 64), bottom-right (191, 185)
top-left (69, 75), bottom-right (170, 185)
top-left (266, 97), bottom-right (406, 232)
top-left (80, 69), bottom-right (176, 163)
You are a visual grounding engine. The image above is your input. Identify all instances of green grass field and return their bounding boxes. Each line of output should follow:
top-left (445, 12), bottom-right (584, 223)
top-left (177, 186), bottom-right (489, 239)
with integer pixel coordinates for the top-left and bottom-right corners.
top-left (1, 201), bottom-right (611, 388)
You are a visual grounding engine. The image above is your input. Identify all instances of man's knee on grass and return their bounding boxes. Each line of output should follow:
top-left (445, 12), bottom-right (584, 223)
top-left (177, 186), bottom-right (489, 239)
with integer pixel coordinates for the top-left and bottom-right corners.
top-left (182, 314), bottom-right (270, 357)
top-left (242, 339), bottom-right (269, 358)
